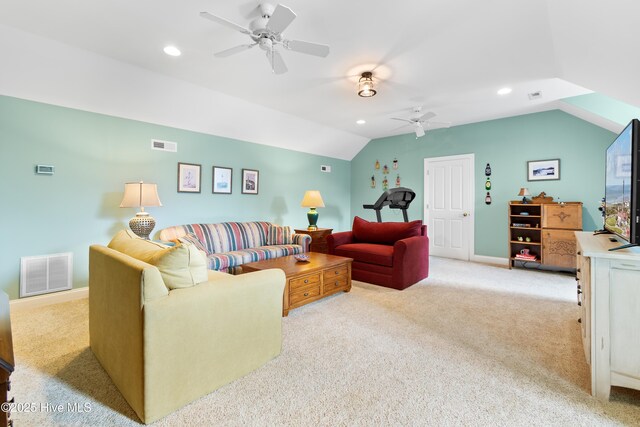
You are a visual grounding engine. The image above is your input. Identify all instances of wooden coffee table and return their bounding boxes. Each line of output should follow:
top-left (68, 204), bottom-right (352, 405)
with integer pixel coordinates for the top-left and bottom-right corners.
top-left (242, 253), bottom-right (352, 316)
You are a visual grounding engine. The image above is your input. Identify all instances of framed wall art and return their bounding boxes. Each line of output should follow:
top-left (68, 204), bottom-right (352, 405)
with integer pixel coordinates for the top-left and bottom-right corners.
top-left (241, 169), bottom-right (259, 194)
top-left (527, 159), bottom-right (560, 181)
top-left (212, 166), bottom-right (232, 194)
top-left (177, 162), bottom-right (201, 193)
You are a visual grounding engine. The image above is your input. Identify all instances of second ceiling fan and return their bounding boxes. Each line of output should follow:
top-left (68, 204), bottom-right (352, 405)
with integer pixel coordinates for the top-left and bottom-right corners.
top-left (391, 107), bottom-right (451, 138)
top-left (200, 2), bottom-right (330, 74)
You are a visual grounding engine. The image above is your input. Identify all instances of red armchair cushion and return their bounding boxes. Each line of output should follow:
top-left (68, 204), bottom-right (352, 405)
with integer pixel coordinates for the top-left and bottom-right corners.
top-left (352, 216), bottom-right (422, 245)
top-left (332, 243), bottom-right (394, 267)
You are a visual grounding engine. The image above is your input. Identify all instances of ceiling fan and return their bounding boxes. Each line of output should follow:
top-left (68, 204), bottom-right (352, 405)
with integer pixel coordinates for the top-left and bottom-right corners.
top-left (200, 3), bottom-right (330, 74)
top-left (391, 107), bottom-right (451, 138)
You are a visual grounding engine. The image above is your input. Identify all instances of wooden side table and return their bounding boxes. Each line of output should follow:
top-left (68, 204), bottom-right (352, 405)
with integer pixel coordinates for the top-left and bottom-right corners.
top-left (294, 228), bottom-right (333, 254)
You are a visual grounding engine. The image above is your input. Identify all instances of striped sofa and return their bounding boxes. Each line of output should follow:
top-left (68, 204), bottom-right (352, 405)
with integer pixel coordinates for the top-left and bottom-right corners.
top-left (159, 222), bottom-right (311, 274)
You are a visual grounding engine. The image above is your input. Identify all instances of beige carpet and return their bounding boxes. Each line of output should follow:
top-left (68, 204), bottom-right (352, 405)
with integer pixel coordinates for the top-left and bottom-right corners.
top-left (8, 257), bottom-right (640, 426)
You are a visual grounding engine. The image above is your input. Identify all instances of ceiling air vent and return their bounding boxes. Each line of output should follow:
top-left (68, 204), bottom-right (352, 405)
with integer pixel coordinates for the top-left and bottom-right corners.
top-left (20, 252), bottom-right (73, 297)
top-left (151, 139), bottom-right (178, 152)
top-left (528, 91), bottom-right (543, 100)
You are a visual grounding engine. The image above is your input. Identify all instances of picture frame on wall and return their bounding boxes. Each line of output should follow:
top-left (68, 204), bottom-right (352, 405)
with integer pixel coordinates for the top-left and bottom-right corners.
top-left (212, 166), bottom-right (233, 194)
top-left (527, 159), bottom-right (560, 181)
top-left (177, 162), bottom-right (201, 193)
top-left (241, 169), bottom-right (259, 194)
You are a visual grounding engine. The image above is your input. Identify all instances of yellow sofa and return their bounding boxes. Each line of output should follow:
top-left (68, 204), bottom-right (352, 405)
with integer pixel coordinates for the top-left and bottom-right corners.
top-left (89, 231), bottom-right (286, 424)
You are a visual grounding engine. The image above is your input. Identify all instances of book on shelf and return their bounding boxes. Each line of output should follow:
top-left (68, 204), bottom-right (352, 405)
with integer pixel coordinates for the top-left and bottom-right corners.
top-left (514, 254), bottom-right (537, 261)
top-left (512, 223), bottom-right (531, 228)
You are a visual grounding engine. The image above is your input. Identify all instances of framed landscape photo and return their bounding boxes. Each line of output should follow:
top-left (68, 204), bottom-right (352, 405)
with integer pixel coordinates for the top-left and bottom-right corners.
top-left (212, 166), bottom-right (232, 194)
top-left (177, 162), bottom-right (201, 193)
top-left (527, 159), bottom-right (560, 181)
top-left (241, 169), bottom-right (259, 194)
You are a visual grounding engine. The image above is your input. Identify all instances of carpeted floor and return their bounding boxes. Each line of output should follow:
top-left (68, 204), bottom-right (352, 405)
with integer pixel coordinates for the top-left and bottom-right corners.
top-left (8, 257), bottom-right (640, 426)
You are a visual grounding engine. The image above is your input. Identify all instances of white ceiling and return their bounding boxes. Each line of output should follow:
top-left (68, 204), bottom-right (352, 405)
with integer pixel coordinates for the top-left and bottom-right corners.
top-left (1, 0), bottom-right (638, 159)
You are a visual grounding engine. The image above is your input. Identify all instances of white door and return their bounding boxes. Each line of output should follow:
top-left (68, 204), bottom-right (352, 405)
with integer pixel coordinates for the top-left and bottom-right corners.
top-left (424, 154), bottom-right (474, 260)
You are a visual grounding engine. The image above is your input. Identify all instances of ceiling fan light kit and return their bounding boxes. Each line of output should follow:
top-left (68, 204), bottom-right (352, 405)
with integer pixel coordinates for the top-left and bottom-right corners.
top-left (358, 72), bottom-right (377, 97)
top-left (200, 3), bottom-right (330, 75)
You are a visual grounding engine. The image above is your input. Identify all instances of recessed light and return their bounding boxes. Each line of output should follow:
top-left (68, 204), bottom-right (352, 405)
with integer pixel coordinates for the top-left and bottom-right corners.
top-left (163, 45), bottom-right (181, 57)
top-left (356, 119), bottom-right (366, 125)
top-left (497, 87), bottom-right (512, 96)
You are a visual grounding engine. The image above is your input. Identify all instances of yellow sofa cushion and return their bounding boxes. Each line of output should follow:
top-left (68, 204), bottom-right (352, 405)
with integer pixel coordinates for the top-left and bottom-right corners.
top-left (108, 230), bottom-right (208, 289)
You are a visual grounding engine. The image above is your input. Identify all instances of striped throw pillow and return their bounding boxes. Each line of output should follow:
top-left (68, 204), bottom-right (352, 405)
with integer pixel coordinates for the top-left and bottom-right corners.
top-left (178, 233), bottom-right (210, 255)
top-left (267, 225), bottom-right (293, 245)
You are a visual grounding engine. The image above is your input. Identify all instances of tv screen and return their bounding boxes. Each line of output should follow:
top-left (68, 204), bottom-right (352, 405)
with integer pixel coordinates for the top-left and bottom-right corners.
top-left (604, 119), bottom-right (639, 245)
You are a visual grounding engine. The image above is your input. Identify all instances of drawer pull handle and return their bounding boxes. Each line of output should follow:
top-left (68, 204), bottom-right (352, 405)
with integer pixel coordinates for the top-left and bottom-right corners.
top-left (335, 282), bottom-right (339, 286)
top-left (304, 279), bottom-right (309, 283)
top-left (303, 292), bottom-right (309, 297)
top-left (335, 271), bottom-right (339, 274)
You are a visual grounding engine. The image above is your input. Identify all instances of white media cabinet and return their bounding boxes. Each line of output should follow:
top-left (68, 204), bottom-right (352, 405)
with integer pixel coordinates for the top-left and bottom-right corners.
top-left (575, 231), bottom-right (640, 399)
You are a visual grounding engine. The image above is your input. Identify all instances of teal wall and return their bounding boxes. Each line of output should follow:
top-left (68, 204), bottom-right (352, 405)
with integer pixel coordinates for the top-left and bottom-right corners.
top-left (0, 95), bottom-right (351, 299)
top-left (563, 93), bottom-right (640, 126)
top-left (350, 110), bottom-right (615, 258)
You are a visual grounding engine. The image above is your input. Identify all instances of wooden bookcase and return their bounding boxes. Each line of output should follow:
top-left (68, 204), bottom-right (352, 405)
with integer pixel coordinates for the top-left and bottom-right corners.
top-left (509, 201), bottom-right (582, 269)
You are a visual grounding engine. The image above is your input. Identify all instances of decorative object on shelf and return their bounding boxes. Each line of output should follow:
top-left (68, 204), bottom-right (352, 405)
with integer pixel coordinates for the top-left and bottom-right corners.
top-left (525, 237), bottom-right (531, 242)
top-left (531, 191), bottom-right (554, 204)
top-left (300, 190), bottom-right (325, 230)
top-left (375, 160), bottom-right (380, 170)
top-left (395, 174), bottom-right (401, 187)
top-left (212, 166), bottom-right (232, 194)
top-left (370, 175), bottom-right (376, 188)
top-left (518, 187), bottom-right (532, 204)
top-left (120, 181), bottom-right (163, 239)
top-left (519, 212), bottom-right (530, 216)
top-left (485, 192), bottom-right (492, 205)
top-left (293, 254), bottom-right (310, 262)
top-left (485, 178), bottom-right (491, 190)
top-left (241, 169), bottom-right (259, 194)
top-left (357, 71), bottom-right (377, 97)
top-left (393, 158), bottom-right (398, 170)
top-left (383, 164), bottom-right (389, 174)
top-left (517, 236), bottom-right (523, 241)
top-left (177, 162), bottom-right (201, 193)
top-left (382, 177), bottom-right (389, 190)
top-left (527, 159), bottom-right (560, 181)
top-left (485, 163), bottom-right (492, 176)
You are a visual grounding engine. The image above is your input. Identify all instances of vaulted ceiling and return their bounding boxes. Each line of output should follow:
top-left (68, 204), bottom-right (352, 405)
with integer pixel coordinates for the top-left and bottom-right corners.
top-left (0, 0), bottom-right (638, 159)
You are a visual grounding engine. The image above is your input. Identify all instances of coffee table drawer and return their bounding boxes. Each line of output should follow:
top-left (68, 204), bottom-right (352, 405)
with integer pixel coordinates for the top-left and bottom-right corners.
top-left (290, 273), bottom-right (321, 291)
top-left (290, 284), bottom-right (321, 305)
top-left (323, 277), bottom-right (348, 293)
top-left (323, 266), bottom-right (348, 281)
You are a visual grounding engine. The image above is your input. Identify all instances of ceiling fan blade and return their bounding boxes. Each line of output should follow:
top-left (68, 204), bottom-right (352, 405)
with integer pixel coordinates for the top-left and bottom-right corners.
top-left (200, 11), bottom-right (252, 35)
top-left (391, 117), bottom-right (413, 123)
top-left (214, 43), bottom-right (257, 58)
top-left (415, 123), bottom-right (425, 138)
top-left (285, 40), bottom-right (330, 57)
top-left (417, 111), bottom-right (436, 122)
top-left (266, 4), bottom-right (296, 34)
top-left (266, 49), bottom-right (288, 74)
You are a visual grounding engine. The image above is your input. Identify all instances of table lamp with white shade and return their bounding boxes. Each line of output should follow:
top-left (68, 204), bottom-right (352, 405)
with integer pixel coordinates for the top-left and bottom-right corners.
top-left (518, 187), bottom-right (531, 204)
top-left (300, 190), bottom-right (325, 230)
top-left (120, 181), bottom-right (162, 239)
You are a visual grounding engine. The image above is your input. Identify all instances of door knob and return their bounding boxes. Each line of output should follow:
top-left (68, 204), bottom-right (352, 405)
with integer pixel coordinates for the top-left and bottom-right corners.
top-left (463, 212), bottom-right (469, 217)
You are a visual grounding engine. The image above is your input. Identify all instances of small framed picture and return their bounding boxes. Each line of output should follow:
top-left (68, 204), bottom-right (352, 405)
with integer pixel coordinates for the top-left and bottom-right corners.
top-left (241, 169), bottom-right (259, 194)
top-left (212, 166), bottom-right (233, 194)
top-left (177, 162), bottom-right (201, 193)
top-left (527, 159), bottom-right (560, 181)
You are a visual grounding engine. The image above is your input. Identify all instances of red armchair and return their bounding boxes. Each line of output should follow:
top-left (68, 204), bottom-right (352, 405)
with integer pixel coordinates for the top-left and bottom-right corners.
top-left (327, 216), bottom-right (429, 290)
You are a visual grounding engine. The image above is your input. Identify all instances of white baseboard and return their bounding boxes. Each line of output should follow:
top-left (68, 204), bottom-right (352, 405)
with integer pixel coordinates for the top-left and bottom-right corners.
top-left (470, 254), bottom-right (510, 266)
top-left (10, 287), bottom-right (88, 312)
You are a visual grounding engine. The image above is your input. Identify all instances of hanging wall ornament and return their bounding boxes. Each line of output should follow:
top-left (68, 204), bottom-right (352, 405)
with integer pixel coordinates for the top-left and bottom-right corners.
top-left (485, 178), bottom-right (491, 190)
top-left (396, 174), bottom-right (401, 187)
top-left (383, 164), bottom-right (389, 174)
top-left (393, 158), bottom-right (398, 170)
top-left (375, 160), bottom-right (380, 170)
top-left (371, 175), bottom-right (376, 188)
top-left (382, 177), bottom-right (389, 190)
top-left (485, 192), bottom-right (492, 205)
top-left (485, 163), bottom-right (492, 176)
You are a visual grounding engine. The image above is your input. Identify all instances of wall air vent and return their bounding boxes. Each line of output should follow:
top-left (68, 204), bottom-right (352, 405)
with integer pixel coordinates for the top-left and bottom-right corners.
top-left (528, 91), bottom-right (543, 100)
top-left (151, 139), bottom-right (178, 152)
top-left (20, 252), bottom-right (72, 297)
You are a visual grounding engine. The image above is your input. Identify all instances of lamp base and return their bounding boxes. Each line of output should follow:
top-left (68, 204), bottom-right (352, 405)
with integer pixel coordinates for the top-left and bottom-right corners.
top-left (129, 212), bottom-right (156, 240)
top-left (307, 208), bottom-right (319, 231)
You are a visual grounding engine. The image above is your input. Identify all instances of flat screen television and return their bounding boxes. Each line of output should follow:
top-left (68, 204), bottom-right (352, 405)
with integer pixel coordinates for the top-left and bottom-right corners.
top-left (604, 118), bottom-right (640, 250)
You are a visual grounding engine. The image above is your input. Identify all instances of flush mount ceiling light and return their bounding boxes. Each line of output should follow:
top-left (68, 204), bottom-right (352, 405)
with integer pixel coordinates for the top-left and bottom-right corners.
top-left (497, 87), bottom-right (512, 96)
top-left (358, 72), bottom-right (377, 97)
top-left (356, 119), bottom-right (366, 125)
top-left (163, 45), bottom-right (182, 57)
